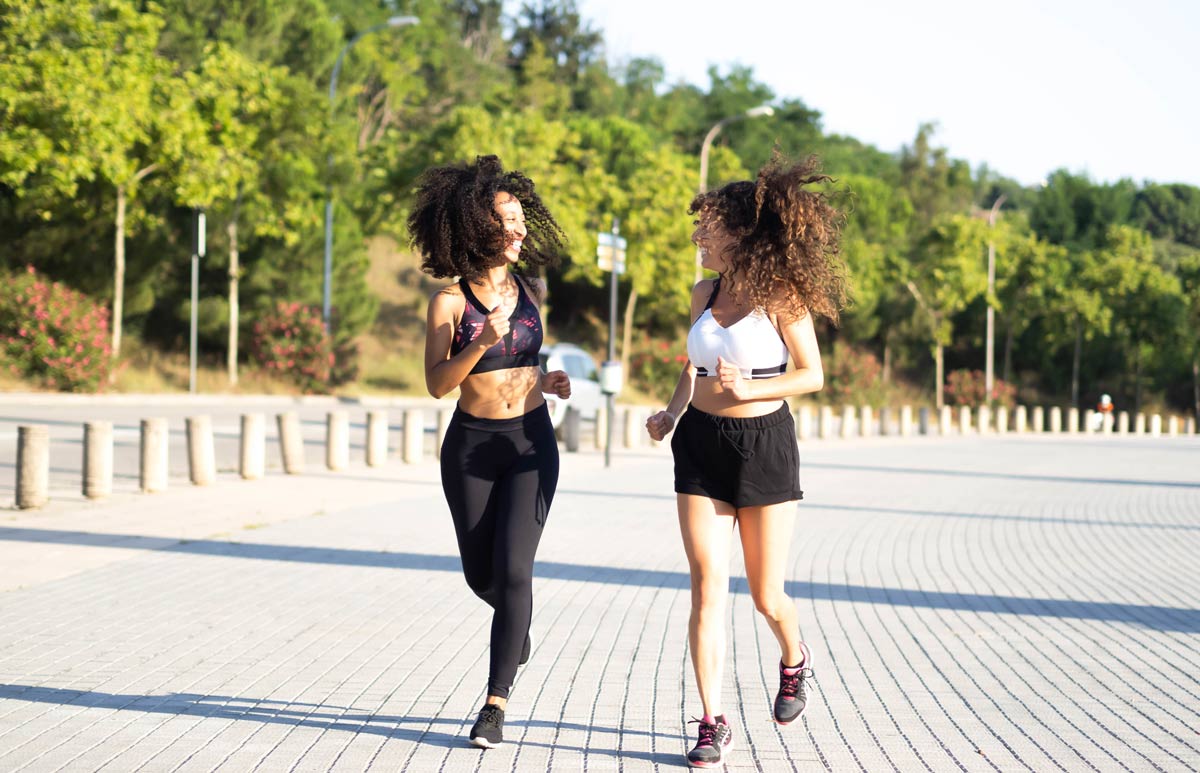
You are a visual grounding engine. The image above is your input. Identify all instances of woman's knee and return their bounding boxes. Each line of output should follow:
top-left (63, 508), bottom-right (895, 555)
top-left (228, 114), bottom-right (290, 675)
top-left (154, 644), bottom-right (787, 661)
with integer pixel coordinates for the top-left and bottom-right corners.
top-left (751, 588), bottom-right (793, 621)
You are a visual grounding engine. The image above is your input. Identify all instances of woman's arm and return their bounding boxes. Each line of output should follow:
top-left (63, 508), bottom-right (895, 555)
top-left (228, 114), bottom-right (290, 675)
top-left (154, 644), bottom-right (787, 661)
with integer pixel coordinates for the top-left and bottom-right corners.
top-left (646, 280), bottom-right (712, 440)
top-left (424, 288), bottom-right (507, 399)
top-left (715, 311), bottom-right (824, 401)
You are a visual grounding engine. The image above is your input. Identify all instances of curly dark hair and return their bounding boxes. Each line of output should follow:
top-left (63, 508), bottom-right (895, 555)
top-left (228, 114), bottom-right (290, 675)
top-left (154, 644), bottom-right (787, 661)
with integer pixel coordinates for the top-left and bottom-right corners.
top-left (690, 154), bottom-right (850, 324)
top-left (407, 155), bottom-right (566, 282)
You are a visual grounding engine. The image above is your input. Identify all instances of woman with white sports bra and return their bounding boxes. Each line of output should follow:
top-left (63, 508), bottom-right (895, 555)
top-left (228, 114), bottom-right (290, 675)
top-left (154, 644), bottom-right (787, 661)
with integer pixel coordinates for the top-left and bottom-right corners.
top-left (412, 155), bottom-right (570, 750)
top-left (646, 155), bottom-right (849, 769)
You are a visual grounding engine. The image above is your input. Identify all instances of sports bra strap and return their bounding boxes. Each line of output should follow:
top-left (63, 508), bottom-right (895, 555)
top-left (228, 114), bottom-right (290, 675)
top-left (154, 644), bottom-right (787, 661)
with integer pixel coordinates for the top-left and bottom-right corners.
top-left (703, 277), bottom-right (721, 311)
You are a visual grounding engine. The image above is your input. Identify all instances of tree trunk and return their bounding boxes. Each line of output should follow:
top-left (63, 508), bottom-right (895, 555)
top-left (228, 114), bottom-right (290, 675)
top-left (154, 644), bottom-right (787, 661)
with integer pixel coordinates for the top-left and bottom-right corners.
top-left (1071, 321), bottom-right (1082, 408)
top-left (881, 330), bottom-right (892, 384)
top-left (935, 343), bottom-right (944, 409)
top-left (1134, 345), bottom-right (1142, 414)
top-left (1003, 324), bottom-right (1014, 385)
top-left (112, 185), bottom-right (126, 361)
top-left (227, 191), bottom-right (242, 385)
top-left (620, 286), bottom-right (639, 377)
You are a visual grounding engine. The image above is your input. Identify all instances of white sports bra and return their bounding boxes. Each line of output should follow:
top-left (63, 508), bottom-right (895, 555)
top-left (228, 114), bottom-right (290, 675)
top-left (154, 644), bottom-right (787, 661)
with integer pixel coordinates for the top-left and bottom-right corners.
top-left (687, 279), bottom-right (788, 379)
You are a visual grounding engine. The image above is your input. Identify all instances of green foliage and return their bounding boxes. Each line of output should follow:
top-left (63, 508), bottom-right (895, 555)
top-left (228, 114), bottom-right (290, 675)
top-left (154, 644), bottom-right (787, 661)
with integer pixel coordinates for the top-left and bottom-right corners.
top-left (943, 369), bottom-right (1016, 408)
top-left (249, 301), bottom-right (332, 392)
top-left (0, 266), bottom-right (111, 390)
top-left (628, 333), bottom-right (688, 401)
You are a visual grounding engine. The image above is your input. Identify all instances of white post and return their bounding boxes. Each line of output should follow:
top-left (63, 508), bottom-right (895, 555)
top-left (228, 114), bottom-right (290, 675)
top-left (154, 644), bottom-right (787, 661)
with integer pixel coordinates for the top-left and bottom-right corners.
top-left (83, 421), bottom-right (114, 499)
top-left (1150, 414), bottom-right (1163, 437)
top-left (1084, 409), bottom-right (1097, 434)
top-left (1031, 406), bottom-right (1044, 433)
top-left (958, 405), bottom-right (972, 434)
top-left (796, 404), bottom-right (813, 440)
top-left (939, 406), bottom-right (953, 436)
top-left (818, 406), bottom-right (834, 439)
top-left (901, 405), bottom-right (914, 437)
top-left (140, 418), bottom-right (169, 493)
top-left (1014, 405), bottom-right (1027, 433)
top-left (186, 415), bottom-right (216, 486)
top-left (1066, 407), bottom-right (1079, 435)
top-left (326, 410), bottom-right (349, 471)
top-left (1167, 416), bottom-right (1179, 437)
top-left (977, 405), bottom-right (991, 435)
top-left (436, 408), bottom-right (453, 459)
top-left (995, 406), bottom-right (1008, 435)
top-left (859, 405), bottom-right (873, 437)
top-left (623, 407), bottom-right (642, 449)
top-left (594, 407), bottom-right (607, 451)
top-left (840, 405), bottom-right (855, 438)
top-left (277, 412), bottom-right (305, 474)
top-left (240, 413), bottom-right (265, 480)
top-left (16, 425), bottom-right (50, 509)
top-left (403, 408), bottom-right (424, 463)
top-left (1117, 411), bottom-right (1130, 434)
top-left (366, 410), bottom-right (388, 467)
top-left (1049, 407), bottom-right (1062, 434)
top-left (879, 406), bottom-right (892, 437)
top-left (1134, 413), bottom-right (1146, 435)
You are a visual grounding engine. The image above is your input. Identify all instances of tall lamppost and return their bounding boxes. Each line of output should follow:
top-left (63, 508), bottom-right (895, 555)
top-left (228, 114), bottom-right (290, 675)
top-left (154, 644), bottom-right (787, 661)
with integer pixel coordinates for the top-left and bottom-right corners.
top-left (985, 193), bottom-right (1006, 400)
top-left (695, 104), bottom-right (775, 284)
top-left (323, 15), bottom-right (419, 332)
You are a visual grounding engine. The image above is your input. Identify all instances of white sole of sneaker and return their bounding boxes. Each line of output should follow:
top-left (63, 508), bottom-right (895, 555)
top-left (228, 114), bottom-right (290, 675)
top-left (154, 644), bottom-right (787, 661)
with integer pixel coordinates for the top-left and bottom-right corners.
top-left (687, 736), bottom-right (734, 768)
top-left (469, 736), bottom-right (500, 749)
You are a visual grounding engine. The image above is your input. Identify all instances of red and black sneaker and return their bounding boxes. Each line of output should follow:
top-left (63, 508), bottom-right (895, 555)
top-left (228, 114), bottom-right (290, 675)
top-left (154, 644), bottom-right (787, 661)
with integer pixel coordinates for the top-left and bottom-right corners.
top-left (686, 715), bottom-right (733, 768)
top-left (774, 641), bottom-right (814, 725)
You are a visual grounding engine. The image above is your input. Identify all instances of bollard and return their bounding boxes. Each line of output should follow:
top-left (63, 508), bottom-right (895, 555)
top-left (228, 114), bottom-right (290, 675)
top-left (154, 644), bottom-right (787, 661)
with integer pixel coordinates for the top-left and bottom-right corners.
top-left (958, 405), bottom-right (972, 434)
top-left (796, 404), bottom-right (813, 441)
top-left (995, 406), bottom-right (1008, 435)
top-left (240, 414), bottom-right (265, 480)
top-left (366, 410), bottom-right (388, 467)
top-left (564, 407), bottom-right (581, 452)
top-left (939, 406), bottom-right (952, 436)
top-left (1031, 406), bottom-right (1044, 433)
top-left (594, 407), bottom-right (607, 451)
top-left (900, 406), bottom-right (914, 437)
top-left (1084, 409), bottom-right (1096, 434)
top-left (1117, 410), bottom-right (1130, 434)
top-left (140, 418), bottom-right (169, 492)
top-left (16, 424), bottom-right (50, 509)
top-left (1014, 405), bottom-right (1027, 433)
top-left (840, 405), bottom-right (855, 438)
top-left (1135, 413), bottom-right (1146, 435)
top-left (403, 408), bottom-right (424, 463)
top-left (1066, 407), bottom-right (1079, 435)
top-left (83, 421), bottom-right (114, 499)
top-left (1186, 416), bottom-right (1196, 436)
top-left (276, 412), bottom-right (305, 474)
top-left (1167, 416), bottom-right (1180, 437)
top-left (818, 406), bottom-right (834, 439)
top-left (879, 406), bottom-right (892, 437)
top-left (915, 406), bottom-right (928, 436)
top-left (623, 407), bottom-right (641, 449)
top-left (186, 415), bottom-right (216, 486)
top-left (1049, 407), bottom-right (1062, 433)
top-left (977, 405), bottom-right (991, 434)
top-left (1150, 414), bottom-right (1163, 437)
top-left (325, 411), bottom-right (349, 471)
top-left (859, 405), bottom-right (873, 437)
top-left (436, 408), bottom-right (453, 459)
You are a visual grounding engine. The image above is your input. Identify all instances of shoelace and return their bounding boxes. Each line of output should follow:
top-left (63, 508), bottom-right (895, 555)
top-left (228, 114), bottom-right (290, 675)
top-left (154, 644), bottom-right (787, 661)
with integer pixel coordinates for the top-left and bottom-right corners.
top-left (780, 666), bottom-right (814, 698)
top-left (478, 707), bottom-right (503, 729)
top-left (687, 717), bottom-right (718, 747)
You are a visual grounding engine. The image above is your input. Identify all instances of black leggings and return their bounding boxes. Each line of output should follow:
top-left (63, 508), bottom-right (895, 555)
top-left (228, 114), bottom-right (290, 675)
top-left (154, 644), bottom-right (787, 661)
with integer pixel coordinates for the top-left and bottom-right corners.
top-left (440, 403), bottom-right (559, 699)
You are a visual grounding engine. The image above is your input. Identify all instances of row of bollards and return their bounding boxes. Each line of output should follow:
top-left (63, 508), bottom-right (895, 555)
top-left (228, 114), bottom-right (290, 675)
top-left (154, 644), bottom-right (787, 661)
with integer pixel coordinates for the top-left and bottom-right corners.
top-left (12, 403), bottom-right (1197, 510)
top-left (793, 404), bottom-right (1197, 439)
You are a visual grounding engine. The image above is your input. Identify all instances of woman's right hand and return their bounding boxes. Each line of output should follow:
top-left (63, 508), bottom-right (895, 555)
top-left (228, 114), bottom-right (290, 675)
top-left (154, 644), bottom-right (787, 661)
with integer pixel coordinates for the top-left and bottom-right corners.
top-left (478, 305), bottom-right (511, 348)
top-left (645, 410), bottom-right (677, 441)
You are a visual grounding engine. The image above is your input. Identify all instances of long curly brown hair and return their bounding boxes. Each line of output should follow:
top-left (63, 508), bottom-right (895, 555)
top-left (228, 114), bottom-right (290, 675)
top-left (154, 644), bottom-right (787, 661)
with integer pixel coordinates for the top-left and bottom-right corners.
top-left (407, 155), bottom-right (565, 282)
top-left (690, 154), bottom-right (849, 324)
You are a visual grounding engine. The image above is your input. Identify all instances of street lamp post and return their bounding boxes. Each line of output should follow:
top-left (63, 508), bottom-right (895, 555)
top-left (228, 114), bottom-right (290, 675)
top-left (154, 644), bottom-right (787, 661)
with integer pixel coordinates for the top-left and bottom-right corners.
top-left (985, 193), bottom-right (1006, 401)
top-left (695, 105), bottom-right (775, 284)
top-left (323, 15), bottom-right (419, 332)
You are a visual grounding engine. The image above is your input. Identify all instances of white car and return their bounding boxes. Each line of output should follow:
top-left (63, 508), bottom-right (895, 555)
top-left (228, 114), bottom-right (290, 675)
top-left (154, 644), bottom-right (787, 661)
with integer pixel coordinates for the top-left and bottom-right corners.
top-left (539, 343), bottom-right (604, 431)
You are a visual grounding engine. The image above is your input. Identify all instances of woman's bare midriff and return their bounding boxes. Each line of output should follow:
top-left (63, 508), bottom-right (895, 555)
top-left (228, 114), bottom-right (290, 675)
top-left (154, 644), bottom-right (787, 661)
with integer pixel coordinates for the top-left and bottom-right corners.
top-left (690, 377), bottom-right (785, 418)
top-left (456, 366), bottom-right (545, 418)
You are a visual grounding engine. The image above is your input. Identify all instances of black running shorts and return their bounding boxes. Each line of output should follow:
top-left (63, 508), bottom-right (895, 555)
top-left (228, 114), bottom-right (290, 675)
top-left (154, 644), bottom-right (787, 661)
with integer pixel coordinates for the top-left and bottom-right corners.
top-left (671, 402), bottom-right (803, 508)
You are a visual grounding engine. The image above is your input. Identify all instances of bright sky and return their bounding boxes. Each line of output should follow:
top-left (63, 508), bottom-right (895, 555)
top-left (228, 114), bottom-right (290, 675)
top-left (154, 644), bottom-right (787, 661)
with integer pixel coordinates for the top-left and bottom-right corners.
top-left (571, 0), bottom-right (1200, 187)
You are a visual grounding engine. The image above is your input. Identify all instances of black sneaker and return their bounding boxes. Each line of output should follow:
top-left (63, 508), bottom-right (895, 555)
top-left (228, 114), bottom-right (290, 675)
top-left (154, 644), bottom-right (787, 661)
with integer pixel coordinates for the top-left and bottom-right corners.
top-left (686, 716), bottom-right (733, 768)
top-left (774, 641), bottom-right (814, 725)
top-left (469, 704), bottom-right (504, 749)
top-left (519, 631), bottom-right (532, 666)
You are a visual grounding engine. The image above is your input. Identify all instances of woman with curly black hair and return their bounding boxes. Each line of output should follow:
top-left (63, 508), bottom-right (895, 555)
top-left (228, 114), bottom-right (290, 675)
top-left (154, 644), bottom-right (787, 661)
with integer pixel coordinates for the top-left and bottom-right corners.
top-left (411, 155), bottom-right (569, 749)
top-left (645, 154), bottom-right (849, 768)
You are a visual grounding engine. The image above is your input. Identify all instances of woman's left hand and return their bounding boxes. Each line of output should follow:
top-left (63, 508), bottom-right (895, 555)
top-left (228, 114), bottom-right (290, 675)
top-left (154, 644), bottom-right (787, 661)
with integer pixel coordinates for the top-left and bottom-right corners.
top-left (542, 370), bottom-right (571, 399)
top-left (716, 356), bottom-right (752, 400)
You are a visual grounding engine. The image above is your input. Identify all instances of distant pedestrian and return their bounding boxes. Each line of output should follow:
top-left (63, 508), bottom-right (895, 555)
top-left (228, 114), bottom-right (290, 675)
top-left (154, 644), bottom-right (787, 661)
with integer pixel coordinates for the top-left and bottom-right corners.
top-left (646, 154), bottom-right (849, 768)
top-left (411, 155), bottom-right (569, 749)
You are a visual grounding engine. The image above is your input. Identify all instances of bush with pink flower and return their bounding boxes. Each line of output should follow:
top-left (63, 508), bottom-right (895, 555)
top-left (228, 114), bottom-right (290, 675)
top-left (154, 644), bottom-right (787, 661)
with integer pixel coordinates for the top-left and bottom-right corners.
top-left (248, 301), bottom-right (333, 392)
top-left (0, 266), bottom-right (111, 391)
top-left (944, 368), bottom-right (1016, 408)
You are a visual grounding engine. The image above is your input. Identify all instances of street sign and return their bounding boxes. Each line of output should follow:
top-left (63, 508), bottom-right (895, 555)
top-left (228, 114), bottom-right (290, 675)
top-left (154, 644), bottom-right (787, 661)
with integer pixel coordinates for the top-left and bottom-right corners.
top-left (596, 231), bottom-right (627, 274)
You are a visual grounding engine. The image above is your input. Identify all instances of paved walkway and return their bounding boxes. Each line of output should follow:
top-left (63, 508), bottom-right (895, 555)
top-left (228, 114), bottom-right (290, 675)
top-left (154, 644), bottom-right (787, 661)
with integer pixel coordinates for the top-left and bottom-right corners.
top-left (1, 433), bottom-right (1198, 771)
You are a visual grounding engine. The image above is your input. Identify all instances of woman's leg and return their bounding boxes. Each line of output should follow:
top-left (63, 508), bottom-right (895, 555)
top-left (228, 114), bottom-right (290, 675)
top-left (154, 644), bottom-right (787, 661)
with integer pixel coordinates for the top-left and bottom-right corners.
top-left (440, 421), bottom-right (502, 608)
top-left (678, 493), bottom-right (736, 718)
top-left (484, 416), bottom-right (559, 704)
top-left (737, 501), bottom-right (804, 666)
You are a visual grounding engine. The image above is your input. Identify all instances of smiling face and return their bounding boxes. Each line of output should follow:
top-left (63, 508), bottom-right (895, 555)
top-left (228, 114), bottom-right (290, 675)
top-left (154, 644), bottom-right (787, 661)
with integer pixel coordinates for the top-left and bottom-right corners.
top-left (691, 212), bottom-right (737, 273)
top-left (494, 191), bottom-right (527, 264)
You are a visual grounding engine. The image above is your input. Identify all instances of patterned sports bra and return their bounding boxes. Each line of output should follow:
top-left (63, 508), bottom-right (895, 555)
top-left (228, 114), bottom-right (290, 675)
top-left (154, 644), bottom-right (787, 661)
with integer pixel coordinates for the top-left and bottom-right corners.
top-left (450, 277), bottom-right (543, 375)
top-left (687, 278), bottom-right (789, 379)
